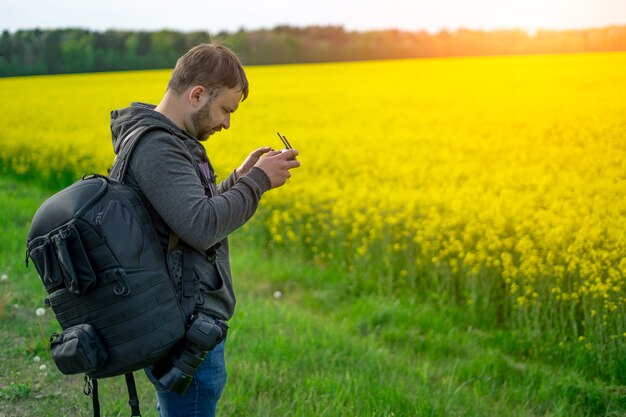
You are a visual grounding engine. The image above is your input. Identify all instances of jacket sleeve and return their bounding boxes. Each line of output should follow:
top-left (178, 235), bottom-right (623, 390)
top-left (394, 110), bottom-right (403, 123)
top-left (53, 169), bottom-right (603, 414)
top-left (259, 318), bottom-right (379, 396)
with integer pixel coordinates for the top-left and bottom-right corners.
top-left (217, 170), bottom-right (239, 194)
top-left (128, 132), bottom-right (272, 252)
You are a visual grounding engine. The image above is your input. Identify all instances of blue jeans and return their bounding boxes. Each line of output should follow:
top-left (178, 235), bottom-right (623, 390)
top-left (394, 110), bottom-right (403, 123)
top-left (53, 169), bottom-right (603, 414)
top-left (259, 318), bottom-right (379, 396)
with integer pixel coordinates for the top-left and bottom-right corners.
top-left (146, 340), bottom-right (227, 417)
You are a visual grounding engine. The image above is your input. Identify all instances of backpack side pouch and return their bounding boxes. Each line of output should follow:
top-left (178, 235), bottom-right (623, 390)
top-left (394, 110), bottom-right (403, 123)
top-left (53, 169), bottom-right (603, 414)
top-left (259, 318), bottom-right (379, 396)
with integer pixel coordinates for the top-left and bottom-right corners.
top-left (27, 237), bottom-right (64, 292)
top-left (52, 224), bottom-right (97, 295)
top-left (50, 323), bottom-right (108, 375)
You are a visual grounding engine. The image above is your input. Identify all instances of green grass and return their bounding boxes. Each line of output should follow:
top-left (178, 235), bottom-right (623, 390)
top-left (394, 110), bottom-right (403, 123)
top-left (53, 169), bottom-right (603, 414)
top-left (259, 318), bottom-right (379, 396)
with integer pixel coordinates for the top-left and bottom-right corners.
top-left (1, 175), bottom-right (625, 416)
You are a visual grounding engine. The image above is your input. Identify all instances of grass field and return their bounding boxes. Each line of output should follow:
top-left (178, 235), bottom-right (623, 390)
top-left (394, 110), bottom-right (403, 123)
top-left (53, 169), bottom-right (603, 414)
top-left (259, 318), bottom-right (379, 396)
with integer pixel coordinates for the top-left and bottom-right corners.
top-left (1, 176), bottom-right (626, 416)
top-left (1, 51), bottom-right (626, 415)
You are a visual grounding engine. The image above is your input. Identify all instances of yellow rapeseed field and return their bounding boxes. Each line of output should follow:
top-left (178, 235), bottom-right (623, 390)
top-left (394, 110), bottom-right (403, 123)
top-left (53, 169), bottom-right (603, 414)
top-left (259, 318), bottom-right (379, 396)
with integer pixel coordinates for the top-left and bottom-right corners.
top-left (1, 52), bottom-right (625, 371)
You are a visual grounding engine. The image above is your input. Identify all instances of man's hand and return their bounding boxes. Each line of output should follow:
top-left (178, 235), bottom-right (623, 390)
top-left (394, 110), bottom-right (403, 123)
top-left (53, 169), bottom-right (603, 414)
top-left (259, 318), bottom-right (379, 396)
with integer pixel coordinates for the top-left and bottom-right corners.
top-left (254, 149), bottom-right (301, 188)
top-left (236, 146), bottom-right (274, 178)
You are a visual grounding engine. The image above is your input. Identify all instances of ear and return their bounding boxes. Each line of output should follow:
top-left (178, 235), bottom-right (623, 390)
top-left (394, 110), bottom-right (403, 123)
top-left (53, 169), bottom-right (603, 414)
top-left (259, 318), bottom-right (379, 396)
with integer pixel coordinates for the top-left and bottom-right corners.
top-left (187, 86), bottom-right (206, 108)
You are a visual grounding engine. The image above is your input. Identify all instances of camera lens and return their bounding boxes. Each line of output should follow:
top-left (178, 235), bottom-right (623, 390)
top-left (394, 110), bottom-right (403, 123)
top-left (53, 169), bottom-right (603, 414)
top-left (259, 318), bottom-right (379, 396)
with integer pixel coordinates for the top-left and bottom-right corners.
top-left (147, 315), bottom-right (227, 395)
top-left (173, 343), bottom-right (206, 372)
top-left (156, 366), bottom-right (194, 394)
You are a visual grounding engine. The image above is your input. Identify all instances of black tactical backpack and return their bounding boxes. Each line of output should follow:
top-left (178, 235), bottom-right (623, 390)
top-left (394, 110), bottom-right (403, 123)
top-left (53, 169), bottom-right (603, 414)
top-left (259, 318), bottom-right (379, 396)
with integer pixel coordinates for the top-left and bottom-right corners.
top-left (25, 126), bottom-right (197, 416)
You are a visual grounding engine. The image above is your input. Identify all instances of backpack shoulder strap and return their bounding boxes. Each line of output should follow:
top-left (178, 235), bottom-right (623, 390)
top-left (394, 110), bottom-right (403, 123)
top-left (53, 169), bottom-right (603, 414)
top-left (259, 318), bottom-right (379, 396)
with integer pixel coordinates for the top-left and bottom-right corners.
top-left (167, 232), bottom-right (196, 318)
top-left (109, 125), bottom-right (168, 183)
top-left (85, 374), bottom-right (141, 417)
top-left (84, 376), bottom-right (100, 417)
top-left (125, 373), bottom-right (142, 416)
top-left (111, 124), bottom-right (197, 320)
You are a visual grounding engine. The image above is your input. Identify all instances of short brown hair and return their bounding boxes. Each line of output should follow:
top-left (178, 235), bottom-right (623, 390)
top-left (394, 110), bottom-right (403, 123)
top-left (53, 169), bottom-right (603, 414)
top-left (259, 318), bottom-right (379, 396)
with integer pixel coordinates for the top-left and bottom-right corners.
top-left (168, 43), bottom-right (249, 101)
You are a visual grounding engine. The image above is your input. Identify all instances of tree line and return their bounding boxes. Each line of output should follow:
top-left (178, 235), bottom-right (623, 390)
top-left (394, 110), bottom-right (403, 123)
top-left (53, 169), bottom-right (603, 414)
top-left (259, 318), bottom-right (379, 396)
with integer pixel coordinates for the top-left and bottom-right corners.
top-left (1, 25), bottom-right (625, 77)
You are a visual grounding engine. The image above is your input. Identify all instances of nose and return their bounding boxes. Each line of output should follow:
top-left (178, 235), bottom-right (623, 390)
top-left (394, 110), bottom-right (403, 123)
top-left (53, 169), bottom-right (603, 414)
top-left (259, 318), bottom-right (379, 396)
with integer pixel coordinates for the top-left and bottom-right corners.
top-left (222, 114), bottom-right (231, 130)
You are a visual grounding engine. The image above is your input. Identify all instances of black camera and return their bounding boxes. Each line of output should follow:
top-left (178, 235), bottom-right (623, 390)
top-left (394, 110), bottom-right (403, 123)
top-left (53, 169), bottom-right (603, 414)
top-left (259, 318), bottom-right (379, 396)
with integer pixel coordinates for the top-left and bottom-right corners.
top-left (148, 313), bottom-right (228, 394)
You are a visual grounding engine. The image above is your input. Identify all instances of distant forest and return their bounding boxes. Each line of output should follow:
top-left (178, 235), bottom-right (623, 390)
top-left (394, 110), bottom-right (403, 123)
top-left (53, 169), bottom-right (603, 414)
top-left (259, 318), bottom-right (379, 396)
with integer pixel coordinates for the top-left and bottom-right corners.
top-left (1, 25), bottom-right (625, 77)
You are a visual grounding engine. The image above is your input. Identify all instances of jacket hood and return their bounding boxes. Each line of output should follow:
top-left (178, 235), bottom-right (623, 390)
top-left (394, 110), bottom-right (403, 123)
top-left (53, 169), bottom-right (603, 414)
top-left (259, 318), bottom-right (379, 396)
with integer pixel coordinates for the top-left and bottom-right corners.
top-left (110, 102), bottom-right (190, 154)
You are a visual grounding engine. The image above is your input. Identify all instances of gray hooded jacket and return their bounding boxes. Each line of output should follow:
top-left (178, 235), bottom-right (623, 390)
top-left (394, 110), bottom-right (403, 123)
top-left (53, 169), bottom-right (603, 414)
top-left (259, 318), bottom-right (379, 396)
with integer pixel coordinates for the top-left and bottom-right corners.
top-left (110, 102), bottom-right (271, 320)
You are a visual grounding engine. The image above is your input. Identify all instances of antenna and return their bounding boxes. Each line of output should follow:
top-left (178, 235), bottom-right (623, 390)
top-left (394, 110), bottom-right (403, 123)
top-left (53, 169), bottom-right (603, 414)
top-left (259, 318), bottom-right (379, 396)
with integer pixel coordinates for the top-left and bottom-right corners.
top-left (276, 132), bottom-right (293, 149)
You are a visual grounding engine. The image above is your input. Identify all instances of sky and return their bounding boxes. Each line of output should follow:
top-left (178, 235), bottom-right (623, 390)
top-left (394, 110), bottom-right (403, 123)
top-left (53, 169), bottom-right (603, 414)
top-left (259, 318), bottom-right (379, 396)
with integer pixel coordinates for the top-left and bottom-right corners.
top-left (2, 0), bottom-right (625, 34)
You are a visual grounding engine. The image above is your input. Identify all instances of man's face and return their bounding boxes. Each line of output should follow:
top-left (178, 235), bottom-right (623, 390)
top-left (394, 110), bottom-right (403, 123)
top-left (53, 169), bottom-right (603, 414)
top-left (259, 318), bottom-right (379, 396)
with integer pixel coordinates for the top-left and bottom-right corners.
top-left (191, 86), bottom-right (242, 141)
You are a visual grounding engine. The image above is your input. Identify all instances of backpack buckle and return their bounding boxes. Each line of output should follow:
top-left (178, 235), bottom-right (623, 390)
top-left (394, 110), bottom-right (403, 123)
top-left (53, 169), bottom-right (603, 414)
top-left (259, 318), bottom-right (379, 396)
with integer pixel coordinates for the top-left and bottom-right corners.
top-left (113, 269), bottom-right (131, 296)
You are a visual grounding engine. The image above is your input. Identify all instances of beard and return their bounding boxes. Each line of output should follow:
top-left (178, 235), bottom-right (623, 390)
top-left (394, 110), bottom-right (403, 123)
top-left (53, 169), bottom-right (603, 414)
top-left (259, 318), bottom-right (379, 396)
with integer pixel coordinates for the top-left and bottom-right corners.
top-left (190, 100), bottom-right (215, 142)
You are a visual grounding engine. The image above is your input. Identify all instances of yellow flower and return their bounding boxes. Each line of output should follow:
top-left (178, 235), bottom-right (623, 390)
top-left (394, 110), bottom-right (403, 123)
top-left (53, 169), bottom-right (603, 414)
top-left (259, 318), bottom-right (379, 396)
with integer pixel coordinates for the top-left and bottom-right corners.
top-left (3, 52), bottom-right (626, 366)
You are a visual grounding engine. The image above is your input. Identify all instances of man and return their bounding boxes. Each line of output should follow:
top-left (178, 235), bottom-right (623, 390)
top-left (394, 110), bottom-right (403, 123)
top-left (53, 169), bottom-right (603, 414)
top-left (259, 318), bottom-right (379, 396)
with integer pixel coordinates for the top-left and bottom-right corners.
top-left (109, 43), bottom-right (300, 417)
